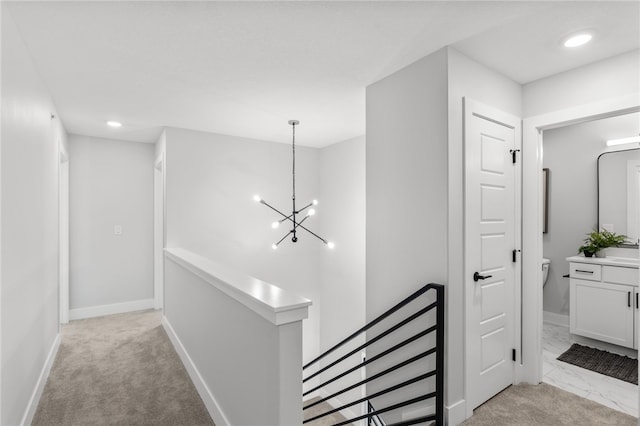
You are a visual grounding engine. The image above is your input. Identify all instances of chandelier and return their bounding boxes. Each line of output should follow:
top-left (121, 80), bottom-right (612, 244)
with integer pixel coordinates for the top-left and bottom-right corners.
top-left (254, 120), bottom-right (334, 250)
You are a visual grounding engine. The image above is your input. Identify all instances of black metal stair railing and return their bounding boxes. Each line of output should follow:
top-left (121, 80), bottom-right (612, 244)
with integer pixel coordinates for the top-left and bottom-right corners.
top-left (302, 283), bottom-right (445, 426)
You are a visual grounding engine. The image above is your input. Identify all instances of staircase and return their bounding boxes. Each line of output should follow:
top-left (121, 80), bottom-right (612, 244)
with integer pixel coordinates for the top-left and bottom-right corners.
top-left (302, 283), bottom-right (445, 426)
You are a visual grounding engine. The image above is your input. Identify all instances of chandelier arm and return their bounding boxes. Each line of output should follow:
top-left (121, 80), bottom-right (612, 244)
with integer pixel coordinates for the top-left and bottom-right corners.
top-left (259, 199), bottom-right (291, 220)
top-left (279, 214), bottom-right (294, 223)
top-left (274, 230), bottom-right (293, 247)
top-left (295, 215), bottom-right (311, 229)
top-left (296, 223), bottom-right (328, 245)
top-left (297, 202), bottom-right (314, 214)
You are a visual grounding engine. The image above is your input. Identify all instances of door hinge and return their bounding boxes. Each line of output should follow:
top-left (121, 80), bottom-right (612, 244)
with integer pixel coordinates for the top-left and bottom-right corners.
top-left (512, 249), bottom-right (521, 263)
top-left (512, 349), bottom-right (516, 362)
top-left (510, 149), bottom-right (520, 164)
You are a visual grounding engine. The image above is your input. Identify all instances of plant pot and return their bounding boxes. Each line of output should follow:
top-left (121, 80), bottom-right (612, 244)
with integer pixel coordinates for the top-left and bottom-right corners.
top-left (595, 250), bottom-right (606, 258)
top-left (584, 252), bottom-right (594, 258)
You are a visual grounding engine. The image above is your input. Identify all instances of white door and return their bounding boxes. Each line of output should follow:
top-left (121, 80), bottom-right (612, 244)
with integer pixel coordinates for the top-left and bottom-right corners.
top-left (465, 98), bottom-right (520, 412)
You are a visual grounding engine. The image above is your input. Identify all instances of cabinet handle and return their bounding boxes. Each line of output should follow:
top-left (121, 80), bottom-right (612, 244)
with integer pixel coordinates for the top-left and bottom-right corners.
top-left (636, 292), bottom-right (638, 310)
top-left (629, 291), bottom-right (632, 308)
top-left (575, 269), bottom-right (593, 274)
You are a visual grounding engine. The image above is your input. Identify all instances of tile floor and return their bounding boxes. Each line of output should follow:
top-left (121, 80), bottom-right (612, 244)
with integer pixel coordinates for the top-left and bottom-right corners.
top-left (543, 322), bottom-right (638, 417)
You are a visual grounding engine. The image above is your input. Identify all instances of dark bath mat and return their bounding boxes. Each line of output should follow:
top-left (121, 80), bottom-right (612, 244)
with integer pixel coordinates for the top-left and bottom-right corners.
top-left (557, 343), bottom-right (637, 385)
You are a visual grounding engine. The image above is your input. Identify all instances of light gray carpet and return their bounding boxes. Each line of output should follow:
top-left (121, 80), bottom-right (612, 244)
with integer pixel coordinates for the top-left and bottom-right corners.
top-left (32, 310), bottom-right (214, 426)
top-left (557, 343), bottom-right (638, 385)
top-left (461, 383), bottom-right (636, 426)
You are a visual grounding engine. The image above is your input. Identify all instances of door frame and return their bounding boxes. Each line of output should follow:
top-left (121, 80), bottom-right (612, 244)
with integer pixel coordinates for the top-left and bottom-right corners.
top-left (626, 160), bottom-right (640, 245)
top-left (521, 93), bottom-right (640, 385)
top-left (464, 97), bottom-right (522, 416)
top-left (154, 154), bottom-right (165, 310)
top-left (59, 147), bottom-right (69, 325)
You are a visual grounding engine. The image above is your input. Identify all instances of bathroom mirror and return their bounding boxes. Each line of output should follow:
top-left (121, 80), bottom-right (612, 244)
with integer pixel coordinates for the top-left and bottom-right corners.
top-left (597, 147), bottom-right (640, 246)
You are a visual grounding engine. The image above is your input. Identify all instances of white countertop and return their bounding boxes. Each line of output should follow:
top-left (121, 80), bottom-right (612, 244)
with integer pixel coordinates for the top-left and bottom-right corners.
top-left (164, 248), bottom-right (312, 325)
top-left (566, 255), bottom-right (639, 268)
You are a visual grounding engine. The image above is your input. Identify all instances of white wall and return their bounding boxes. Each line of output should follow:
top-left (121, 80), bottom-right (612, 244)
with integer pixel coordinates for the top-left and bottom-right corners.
top-left (366, 47), bottom-right (449, 320)
top-left (1, 8), bottom-right (65, 425)
top-left (523, 50), bottom-right (640, 118)
top-left (542, 113), bottom-right (640, 317)
top-left (164, 127), bottom-right (322, 362)
top-left (365, 48), bottom-right (448, 423)
top-left (69, 135), bottom-right (154, 313)
top-left (316, 136), bottom-right (366, 412)
top-left (319, 136), bottom-right (366, 350)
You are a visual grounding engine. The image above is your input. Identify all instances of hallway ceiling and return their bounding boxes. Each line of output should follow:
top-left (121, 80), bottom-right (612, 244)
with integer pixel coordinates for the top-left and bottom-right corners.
top-left (5, 1), bottom-right (639, 147)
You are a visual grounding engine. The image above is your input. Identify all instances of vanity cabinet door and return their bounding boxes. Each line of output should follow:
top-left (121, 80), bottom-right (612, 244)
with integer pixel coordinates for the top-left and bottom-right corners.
top-left (569, 278), bottom-right (634, 348)
top-left (633, 287), bottom-right (640, 349)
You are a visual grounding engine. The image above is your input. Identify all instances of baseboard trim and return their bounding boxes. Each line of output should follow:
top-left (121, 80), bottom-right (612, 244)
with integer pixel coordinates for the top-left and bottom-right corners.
top-left (543, 311), bottom-right (569, 327)
top-left (20, 333), bottom-right (61, 426)
top-left (446, 398), bottom-right (466, 426)
top-left (162, 316), bottom-right (230, 426)
top-left (69, 298), bottom-right (154, 320)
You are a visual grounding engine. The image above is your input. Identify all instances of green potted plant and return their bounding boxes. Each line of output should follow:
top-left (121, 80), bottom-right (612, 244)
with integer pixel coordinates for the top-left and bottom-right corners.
top-left (578, 229), bottom-right (627, 257)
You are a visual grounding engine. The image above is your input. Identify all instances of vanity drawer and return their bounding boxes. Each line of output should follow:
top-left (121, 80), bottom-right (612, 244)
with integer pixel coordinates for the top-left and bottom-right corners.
top-left (570, 263), bottom-right (602, 281)
top-left (603, 266), bottom-right (639, 285)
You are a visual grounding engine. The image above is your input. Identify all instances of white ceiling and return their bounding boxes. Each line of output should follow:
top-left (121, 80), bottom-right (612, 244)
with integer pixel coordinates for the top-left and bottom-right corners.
top-left (6, 1), bottom-right (639, 147)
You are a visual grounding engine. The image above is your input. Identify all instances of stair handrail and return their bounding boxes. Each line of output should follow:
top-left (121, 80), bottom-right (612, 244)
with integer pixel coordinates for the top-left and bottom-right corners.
top-left (303, 282), bottom-right (445, 426)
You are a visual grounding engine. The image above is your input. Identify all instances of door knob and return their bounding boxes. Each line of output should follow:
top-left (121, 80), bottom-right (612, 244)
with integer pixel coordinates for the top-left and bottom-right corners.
top-left (473, 272), bottom-right (492, 282)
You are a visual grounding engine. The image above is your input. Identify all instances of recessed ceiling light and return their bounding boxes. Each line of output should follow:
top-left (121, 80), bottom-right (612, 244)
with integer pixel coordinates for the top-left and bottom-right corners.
top-left (106, 121), bottom-right (122, 128)
top-left (563, 33), bottom-right (592, 48)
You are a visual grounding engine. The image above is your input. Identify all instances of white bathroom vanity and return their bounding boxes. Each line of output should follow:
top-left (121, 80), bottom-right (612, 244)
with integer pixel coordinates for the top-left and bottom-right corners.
top-left (567, 255), bottom-right (639, 350)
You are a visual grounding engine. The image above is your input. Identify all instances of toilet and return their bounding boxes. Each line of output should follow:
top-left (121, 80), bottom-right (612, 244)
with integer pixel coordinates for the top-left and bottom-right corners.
top-left (542, 258), bottom-right (551, 287)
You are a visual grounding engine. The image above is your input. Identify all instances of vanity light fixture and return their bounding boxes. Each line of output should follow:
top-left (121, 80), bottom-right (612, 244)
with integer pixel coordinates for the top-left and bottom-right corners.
top-left (606, 136), bottom-right (640, 147)
top-left (106, 121), bottom-right (122, 128)
top-left (254, 120), bottom-right (334, 250)
top-left (563, 32), bottom-right (593, 48)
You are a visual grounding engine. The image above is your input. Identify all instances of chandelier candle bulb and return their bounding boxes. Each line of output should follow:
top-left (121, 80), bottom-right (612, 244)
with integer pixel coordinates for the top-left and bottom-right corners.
top-left (253, 195), bottom-right (261, 203)
top-left (271, 222), bottom-right (280, 229)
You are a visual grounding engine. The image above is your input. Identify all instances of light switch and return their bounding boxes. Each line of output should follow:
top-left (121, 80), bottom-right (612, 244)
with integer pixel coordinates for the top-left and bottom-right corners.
top-left (114, 225), bottom-right (123, 235)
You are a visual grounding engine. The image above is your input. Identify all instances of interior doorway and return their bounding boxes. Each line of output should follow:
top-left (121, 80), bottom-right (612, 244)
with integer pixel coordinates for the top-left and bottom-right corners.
top-left (521, 94), bottom-right (640, 386)
top-left (538, 111), bottom-right (639, 416)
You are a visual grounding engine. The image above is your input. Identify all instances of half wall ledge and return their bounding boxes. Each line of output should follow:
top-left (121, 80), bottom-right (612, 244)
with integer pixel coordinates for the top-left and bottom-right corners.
top-left (164, 248), bottom-right (312, 325)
